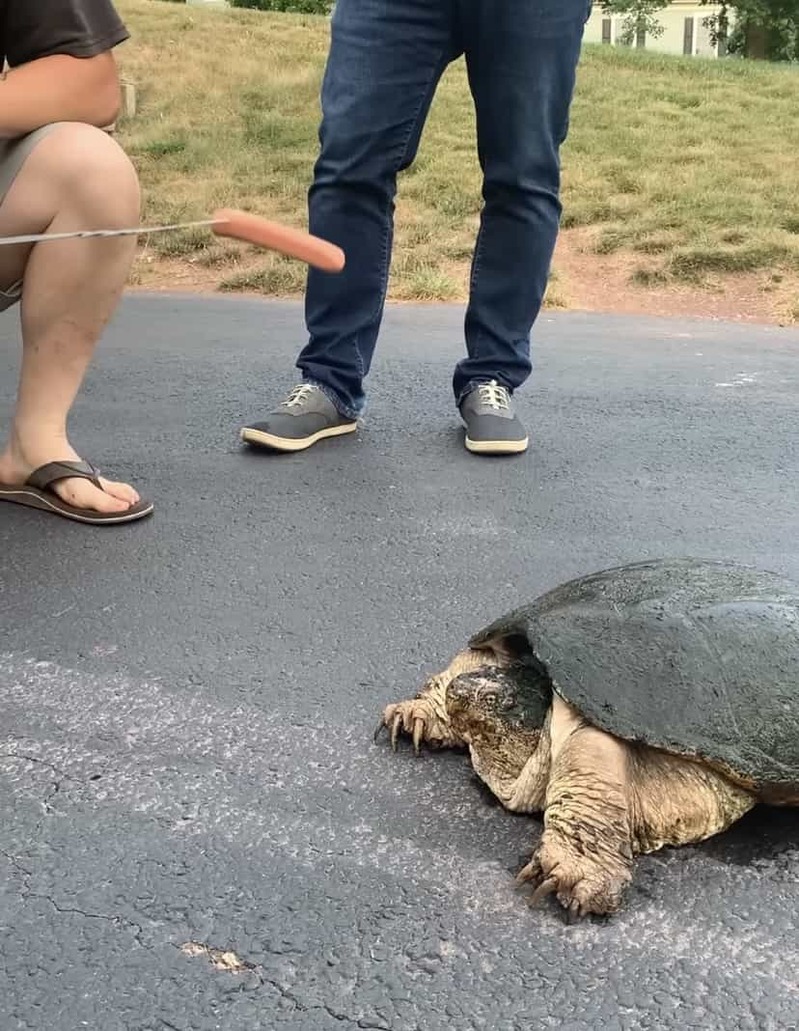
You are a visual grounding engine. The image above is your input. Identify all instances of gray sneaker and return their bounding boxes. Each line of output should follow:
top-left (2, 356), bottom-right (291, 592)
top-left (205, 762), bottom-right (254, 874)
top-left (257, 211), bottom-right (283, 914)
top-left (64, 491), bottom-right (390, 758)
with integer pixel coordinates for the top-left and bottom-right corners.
top-left (459, 380), bottom-right (528, 455)
top-left (240, 383), bottom-right (357, 452)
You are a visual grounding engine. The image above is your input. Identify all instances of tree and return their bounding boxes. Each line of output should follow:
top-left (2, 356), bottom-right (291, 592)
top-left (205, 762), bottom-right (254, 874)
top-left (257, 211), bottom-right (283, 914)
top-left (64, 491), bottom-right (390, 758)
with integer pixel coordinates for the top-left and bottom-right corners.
top-left (700, 0), bottom-right (799, 60)
top-left (601, 0), bottom-right (668, 46)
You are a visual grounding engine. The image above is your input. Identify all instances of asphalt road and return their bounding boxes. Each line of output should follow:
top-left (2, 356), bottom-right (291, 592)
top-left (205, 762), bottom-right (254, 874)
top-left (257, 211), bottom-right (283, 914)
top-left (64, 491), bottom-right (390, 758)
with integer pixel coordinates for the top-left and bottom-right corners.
top-left (1, 294), bottom-right (798, 1031)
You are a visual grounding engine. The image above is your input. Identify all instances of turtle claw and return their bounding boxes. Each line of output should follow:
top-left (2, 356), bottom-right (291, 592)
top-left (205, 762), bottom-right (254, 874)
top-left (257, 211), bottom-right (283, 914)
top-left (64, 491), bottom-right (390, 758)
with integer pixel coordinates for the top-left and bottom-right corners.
top-left (390, 713), bottom-right (403, 752)
top-left (373, 693), bottom-right (457, 754)
top-left (529, 876), bottom-right (558, 907)
top-left (514, 857), bottom-right (542, 888)
top-left (516, 862), bottom-right (587, 923)
top-left (516, 828), bottom-right (632, 920)
top-left (371, 702), bottom-right (425, 753)
top-left (517, 862), bottom-right (589, 923)
top-left (565, 898), bottom-right (585, 925)
top-left (515, 859), bottom-right (561, 909)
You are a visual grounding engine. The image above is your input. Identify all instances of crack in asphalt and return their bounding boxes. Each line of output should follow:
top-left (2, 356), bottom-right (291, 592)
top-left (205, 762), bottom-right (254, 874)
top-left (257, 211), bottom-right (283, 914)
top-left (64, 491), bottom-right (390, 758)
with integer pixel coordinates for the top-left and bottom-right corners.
top-left (171, 942), bottom-right (391, 1027)
top-left (0, 853), bottom-right (391, 1030)
top-left (0, 751), bottom-right (72, 781)
top-left (38, 896), bottom-right (145, 941)
top-left (1, 849), bottom-right (147, 948)
top-left (0, 750), bottom-right (76, 825)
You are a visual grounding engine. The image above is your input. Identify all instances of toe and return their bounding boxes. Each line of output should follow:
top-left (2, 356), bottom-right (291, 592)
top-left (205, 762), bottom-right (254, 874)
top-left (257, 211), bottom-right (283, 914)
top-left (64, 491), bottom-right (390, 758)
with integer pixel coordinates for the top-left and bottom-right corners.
top-left (412, 716), bottom-right (425, 754)
top-left (98, 477), bottom-right (141, 505)
top-left (565, 897), bottom-right (585, 923)
top-left (55, 477), bottom-right (134, 514)
top-left (390, 712), bottom-right (403, 751)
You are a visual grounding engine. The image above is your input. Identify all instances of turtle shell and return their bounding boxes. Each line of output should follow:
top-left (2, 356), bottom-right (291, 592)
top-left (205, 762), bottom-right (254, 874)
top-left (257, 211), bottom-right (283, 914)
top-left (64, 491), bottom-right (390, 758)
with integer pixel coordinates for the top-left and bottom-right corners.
top-left (468, 558), bottom-right (799, 791)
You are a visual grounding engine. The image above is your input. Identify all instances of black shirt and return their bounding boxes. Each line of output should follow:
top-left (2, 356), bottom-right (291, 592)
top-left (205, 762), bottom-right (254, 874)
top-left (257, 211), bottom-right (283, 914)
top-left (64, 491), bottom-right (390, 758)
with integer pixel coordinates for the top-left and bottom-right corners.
top-left (1, 0), bottom-right (129, 68)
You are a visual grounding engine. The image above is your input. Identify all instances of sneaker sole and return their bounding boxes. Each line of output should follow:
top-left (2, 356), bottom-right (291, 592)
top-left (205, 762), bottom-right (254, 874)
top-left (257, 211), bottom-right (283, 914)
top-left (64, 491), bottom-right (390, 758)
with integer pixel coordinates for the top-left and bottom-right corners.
top-left (464, 435), bottom-right (529, 455)
top-left (240, 422), bottom-right (357, 452)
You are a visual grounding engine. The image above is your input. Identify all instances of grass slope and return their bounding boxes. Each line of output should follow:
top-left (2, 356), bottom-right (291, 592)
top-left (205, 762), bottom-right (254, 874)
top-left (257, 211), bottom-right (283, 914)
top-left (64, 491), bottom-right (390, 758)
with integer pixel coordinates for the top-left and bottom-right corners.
top-left (115, 0), bottom-right (799, 311)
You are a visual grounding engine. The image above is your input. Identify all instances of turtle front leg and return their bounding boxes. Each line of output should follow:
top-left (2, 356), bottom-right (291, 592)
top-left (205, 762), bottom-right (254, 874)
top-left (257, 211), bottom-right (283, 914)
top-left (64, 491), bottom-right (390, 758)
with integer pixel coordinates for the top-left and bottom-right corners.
top-left (374, 673), bottom-right (461, 754)
top-left (374, 647), bottom-right (499, 754)
top-left (516, 694), bottom-right (634, 919)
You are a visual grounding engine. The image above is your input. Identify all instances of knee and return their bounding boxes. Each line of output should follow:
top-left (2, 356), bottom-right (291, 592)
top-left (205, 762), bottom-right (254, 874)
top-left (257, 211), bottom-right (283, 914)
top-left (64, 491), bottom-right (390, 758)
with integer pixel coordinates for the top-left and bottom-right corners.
top-left (483, 152), bottom-right (562, 208)
top-left (41, 122), bottom-right (141, 223)
top-left (314, 122), bottom-right (398, 194)
top-left (316, 97), bottom-right (403, 188)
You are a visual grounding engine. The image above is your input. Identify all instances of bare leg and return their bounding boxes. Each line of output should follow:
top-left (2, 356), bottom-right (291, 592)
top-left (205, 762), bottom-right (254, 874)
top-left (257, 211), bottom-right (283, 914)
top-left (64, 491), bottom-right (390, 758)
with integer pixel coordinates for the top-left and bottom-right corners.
top-left (375, 646), bottom-right (500, 753)
top-left (517, 694), bottom-right (756, 918)
top-left (0, 122), bottom-right (142, 514)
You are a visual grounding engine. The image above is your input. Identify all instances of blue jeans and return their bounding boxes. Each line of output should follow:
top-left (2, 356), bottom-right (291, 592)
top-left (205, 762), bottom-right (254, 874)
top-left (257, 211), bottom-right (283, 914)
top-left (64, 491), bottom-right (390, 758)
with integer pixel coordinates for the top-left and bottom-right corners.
top-left (297, 0), bottom-right (591, 419)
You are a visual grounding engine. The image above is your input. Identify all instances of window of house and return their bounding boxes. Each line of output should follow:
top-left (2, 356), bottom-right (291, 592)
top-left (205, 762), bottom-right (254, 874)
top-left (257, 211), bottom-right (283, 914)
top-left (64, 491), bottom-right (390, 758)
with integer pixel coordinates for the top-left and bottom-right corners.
top-left (683, 16), bottom-right (694, 55)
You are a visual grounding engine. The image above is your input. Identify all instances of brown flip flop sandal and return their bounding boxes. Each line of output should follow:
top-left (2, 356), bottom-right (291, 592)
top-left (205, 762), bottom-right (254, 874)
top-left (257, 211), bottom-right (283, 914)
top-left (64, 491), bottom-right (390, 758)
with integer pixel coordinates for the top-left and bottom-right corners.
top-left (0, 460), bottom-right (154, 525)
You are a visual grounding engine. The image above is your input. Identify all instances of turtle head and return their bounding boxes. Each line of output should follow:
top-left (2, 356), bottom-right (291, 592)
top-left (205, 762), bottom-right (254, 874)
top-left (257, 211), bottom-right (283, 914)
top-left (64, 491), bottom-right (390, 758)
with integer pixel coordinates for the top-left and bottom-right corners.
top-left (445, 661), bottom-right (551, 778)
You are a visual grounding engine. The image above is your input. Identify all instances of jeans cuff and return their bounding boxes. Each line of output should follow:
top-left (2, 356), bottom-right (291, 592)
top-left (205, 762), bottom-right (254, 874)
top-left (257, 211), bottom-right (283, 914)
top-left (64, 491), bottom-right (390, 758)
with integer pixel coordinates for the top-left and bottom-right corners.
top-left (302, 377), bottom-right (362, 421)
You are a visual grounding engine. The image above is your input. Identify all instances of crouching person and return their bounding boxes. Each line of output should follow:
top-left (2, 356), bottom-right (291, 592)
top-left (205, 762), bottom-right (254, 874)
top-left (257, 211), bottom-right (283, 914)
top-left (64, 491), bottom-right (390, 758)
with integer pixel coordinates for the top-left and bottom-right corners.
top-left (0, 0), bottom-right (153, 524)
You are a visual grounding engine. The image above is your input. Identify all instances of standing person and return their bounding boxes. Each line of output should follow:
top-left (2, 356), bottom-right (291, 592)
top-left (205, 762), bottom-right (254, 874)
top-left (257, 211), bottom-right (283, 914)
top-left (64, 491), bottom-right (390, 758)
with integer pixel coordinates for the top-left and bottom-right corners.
top-left (242, 0), bottom-right (592, 457)
top-left (0, 0), bottom-right (153, 524)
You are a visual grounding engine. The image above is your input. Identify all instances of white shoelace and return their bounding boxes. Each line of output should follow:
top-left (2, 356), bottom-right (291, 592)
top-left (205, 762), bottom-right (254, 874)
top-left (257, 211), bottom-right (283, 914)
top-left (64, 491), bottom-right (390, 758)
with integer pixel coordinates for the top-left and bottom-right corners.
top-left (281, 384), bottom-right (317, 408)
top-left (476, 380), bottom-right (510, 411)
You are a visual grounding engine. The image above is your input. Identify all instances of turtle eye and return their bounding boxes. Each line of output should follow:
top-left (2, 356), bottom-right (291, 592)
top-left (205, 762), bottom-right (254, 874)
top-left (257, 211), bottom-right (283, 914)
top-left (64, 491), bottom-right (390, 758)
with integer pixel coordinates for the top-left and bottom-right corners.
top-left (481, 691), bottom-right (498, 706)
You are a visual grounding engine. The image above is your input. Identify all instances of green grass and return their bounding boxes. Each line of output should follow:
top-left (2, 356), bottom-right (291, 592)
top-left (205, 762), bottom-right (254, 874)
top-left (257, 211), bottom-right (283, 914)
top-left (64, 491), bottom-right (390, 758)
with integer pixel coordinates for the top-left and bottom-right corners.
top-left (115, 0), bottom-right (799, 301)
top-left (565, 47), bottom-right (799, 285)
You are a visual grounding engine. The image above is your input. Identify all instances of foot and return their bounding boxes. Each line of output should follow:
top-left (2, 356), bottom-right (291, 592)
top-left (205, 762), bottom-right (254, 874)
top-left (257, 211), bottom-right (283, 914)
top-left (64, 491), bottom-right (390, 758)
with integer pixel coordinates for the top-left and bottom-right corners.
top-left (0, 437), bottom-right (141, 515)
top-left (516, 823), bottom-right (633, 919)
top-left (374, 685), bottom-right (463, 754)
top-left (373, 666), bottom-right (470, 754)
top-left (241, 383), bottom-right (357, 452)
top-left (459, 381), bottom-right (528, 455)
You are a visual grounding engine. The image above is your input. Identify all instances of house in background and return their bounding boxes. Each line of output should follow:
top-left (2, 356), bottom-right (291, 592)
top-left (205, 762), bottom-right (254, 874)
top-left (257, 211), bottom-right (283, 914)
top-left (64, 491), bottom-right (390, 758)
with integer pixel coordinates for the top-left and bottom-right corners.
top-left (584, 2), bottom-right (733, 57)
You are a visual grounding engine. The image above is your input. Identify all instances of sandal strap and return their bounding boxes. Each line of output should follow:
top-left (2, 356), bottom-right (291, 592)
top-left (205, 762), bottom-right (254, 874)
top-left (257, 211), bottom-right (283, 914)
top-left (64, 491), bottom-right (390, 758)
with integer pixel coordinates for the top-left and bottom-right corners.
top-left (26, 460), bottom-right (102, 492)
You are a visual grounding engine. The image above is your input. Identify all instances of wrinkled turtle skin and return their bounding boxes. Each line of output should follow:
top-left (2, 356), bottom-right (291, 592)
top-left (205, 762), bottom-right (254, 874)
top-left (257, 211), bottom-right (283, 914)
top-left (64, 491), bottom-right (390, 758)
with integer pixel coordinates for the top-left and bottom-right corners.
top-left (469, 557), bottom-right (799, 795)
top-left (377, 556), bottom-right (799, 918)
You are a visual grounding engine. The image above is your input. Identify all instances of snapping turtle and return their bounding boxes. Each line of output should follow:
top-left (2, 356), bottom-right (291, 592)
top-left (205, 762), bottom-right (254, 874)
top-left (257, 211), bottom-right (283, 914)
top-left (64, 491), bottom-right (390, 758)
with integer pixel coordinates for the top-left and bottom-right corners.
top-left (375, 558), bottom-right (799, 919)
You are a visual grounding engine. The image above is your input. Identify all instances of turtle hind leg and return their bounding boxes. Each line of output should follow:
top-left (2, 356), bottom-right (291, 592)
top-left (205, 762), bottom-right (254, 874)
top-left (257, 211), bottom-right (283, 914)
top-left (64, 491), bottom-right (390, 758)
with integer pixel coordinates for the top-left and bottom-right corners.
top-left (626, 744), bottom-right (756, 854)
top-left (374, 646), bottom-right (501, 755)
